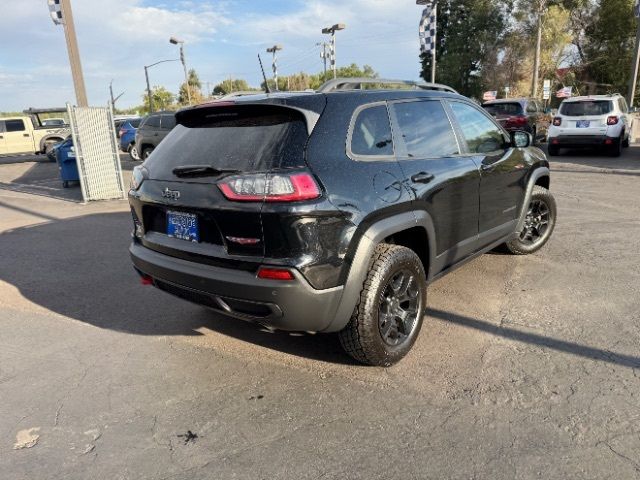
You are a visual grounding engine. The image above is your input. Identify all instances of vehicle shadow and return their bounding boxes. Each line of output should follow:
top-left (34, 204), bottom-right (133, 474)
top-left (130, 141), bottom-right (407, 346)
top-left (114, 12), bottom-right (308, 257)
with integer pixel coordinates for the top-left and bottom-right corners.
top-left (1, 209), bottom-right (637, 369)
top-left (541, 144), bottom-right (640, 172)
top-left (0, 154), bottom-right (136, 202)
top-left (0, 210), bottom-right (351, 364)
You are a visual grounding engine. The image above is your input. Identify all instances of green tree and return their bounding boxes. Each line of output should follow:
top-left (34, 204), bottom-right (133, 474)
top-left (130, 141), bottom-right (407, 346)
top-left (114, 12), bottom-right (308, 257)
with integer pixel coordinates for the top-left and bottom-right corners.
top-left (142, 86), bottom-right (175, 113)
top-left (583, 0), bottom-right (637, 95)
top-left (178, 69), bottom-right (203, 105)
top-left (420, 0), bottom-right (509, 98)
top-left (212, 78), bottom-right (254, 95)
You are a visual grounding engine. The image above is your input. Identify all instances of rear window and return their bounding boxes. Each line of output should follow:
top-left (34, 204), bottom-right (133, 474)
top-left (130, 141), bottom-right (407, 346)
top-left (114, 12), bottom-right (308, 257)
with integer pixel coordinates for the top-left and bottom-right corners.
top-left (560, 101), bottom-right (612, 117)
top-left (483, 103), bottom-right (523, 116)
top-left (350, 105), bottom-right (394, 157)
top-left (147, 105), bottom-right (309, 175)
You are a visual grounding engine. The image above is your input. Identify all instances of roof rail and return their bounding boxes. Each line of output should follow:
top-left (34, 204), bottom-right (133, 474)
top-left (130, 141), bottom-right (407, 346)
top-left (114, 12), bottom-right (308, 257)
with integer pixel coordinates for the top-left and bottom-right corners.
top-left (317, 77), bottom-right (458, 94)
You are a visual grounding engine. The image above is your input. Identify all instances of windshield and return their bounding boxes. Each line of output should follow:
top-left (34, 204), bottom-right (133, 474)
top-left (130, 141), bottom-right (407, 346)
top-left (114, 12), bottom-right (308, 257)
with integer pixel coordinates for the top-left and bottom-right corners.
top-left (560, 100), bottom-right (612, 117)
top-left (145, 105), bottom-right (309, 179)
top-left (483, 103), bottom-right (524, 116)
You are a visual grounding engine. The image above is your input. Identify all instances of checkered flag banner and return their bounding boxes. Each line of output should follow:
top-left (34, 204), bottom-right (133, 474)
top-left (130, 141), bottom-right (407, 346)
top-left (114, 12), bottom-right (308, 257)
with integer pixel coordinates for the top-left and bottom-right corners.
top-left (47, 0), bottom-right (63, 25)
top-left (419, 3), bottom-right (438, 54)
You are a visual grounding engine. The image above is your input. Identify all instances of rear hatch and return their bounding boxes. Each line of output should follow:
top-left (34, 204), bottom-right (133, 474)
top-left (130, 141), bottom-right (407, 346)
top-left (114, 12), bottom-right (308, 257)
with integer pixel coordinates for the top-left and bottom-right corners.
top-left (136, 103), bottom-right (317, 265)
top-left (482, 102), bottom-right (525, 129)
top-left (557, 100), bottom-right (612, 135)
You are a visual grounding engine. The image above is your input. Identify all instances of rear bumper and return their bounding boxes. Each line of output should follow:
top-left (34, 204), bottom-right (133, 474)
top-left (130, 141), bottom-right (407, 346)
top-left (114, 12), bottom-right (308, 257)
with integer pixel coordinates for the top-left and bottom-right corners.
top-left (130, 242), bottom-right (344, 332)
top-left (548, 134), bottom-right (616, 147)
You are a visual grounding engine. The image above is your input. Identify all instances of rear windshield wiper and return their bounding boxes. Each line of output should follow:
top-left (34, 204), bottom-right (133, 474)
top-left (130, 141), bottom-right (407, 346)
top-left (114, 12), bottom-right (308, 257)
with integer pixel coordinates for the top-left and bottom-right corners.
top-left (172, 165), bottom-right (240, 178)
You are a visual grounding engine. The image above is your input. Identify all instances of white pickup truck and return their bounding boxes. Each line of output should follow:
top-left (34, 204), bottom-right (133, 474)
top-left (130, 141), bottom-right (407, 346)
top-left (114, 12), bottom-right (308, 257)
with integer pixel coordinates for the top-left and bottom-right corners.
top-left (0, 108), bottom-right (70, 156)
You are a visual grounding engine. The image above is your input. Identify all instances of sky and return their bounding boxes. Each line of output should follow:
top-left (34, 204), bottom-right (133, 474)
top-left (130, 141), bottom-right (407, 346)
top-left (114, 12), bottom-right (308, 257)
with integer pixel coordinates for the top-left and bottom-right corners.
top-left (0, 0), bottom-right (426, 112)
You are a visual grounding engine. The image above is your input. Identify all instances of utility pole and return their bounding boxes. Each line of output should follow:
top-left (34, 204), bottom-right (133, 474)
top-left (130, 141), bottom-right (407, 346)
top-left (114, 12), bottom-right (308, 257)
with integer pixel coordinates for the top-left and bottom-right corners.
top-left (628, 1), bottom-right (640, 107)
top-left (170, 37), bottom-right (192, 105)
top-left (532, 0), bottom-right (545, 98)
top-left (266, 45), bottom-right (283, 91)
top-left (322, 24), bottom-right (346, 79)
top-left (317, 42), bottom-right (329, 81)
top-left (48, 0), bottom-right (88, 106)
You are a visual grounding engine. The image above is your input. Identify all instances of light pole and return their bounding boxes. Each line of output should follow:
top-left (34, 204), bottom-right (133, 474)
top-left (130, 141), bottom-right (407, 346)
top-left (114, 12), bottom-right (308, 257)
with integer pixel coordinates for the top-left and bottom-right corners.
top-left (170, 36), bottom-right (192, 105)
top-left (47, 0), bottom-right (88, 106)
top-left (144, 59), bottom-right (179, 113)
top-left (628, 0), bottom-right (640, 107)
top-left (322, 24), bottom-right (346, 79)
top-left (266, 45), bottom-right (283, 91)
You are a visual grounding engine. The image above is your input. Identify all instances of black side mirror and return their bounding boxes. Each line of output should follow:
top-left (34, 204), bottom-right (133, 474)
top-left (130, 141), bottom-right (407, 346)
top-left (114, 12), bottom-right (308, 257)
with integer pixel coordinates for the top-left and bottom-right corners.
top-left (512, 131), bottom-right (532, 148)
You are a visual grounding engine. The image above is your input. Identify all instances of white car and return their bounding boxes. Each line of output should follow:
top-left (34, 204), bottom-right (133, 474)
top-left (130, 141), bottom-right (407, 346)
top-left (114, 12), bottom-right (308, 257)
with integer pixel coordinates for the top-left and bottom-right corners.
top-left (547, 94), bottom-right (631, 157)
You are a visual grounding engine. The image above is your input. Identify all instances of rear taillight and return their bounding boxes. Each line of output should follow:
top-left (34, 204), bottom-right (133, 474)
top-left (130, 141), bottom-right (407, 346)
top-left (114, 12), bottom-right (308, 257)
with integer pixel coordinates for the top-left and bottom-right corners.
top-left (508, 115), bottom-right (528, 126)
top-left (218, 172), bottom-right (320, 203)
top-left (607, 116), bottom-right (619, 125)
top-left (553, 117), bottom-right (562, 126)
top-left (119, 128), bottom-right (126, 136)
top-left (257, 267), bottom-right (295, 281)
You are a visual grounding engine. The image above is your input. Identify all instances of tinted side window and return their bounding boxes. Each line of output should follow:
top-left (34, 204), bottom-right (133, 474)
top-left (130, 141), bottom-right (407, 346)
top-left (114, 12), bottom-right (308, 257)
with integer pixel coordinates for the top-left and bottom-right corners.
top-left (392, 100), bottom-right (459, 158)
top-left (5, 119), bottom-right (26, 132)
top-left (450, 102), bottom-right (506, 154)
top-left (145, 115), bottom-right (161, 128)
top-left (161, 115), bottom-right (176, 129)
top-left (350, 105), bottom-right (393, 157)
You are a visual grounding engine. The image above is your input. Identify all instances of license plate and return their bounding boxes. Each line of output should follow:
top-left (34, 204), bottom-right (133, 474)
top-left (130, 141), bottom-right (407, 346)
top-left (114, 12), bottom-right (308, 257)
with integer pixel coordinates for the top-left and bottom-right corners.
top-left (576, 120), bottom-right (590, 128)
top-left (167, 211), bottom-right (199, 242)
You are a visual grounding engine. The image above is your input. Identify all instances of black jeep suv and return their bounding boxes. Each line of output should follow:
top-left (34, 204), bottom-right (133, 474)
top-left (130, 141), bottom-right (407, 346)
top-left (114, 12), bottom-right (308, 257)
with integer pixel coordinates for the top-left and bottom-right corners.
top-left (129, 79), bottom-right (556, 366)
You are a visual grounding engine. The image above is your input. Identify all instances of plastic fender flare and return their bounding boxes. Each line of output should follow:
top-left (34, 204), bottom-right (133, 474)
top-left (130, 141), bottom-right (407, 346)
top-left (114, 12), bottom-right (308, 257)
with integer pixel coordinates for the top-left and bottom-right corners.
top-left (515, 167), bottom-right (550, 234)
top-left (39, 135), bottom-right (64, 152)
top-left (322, 210), bottom-right (436, 333)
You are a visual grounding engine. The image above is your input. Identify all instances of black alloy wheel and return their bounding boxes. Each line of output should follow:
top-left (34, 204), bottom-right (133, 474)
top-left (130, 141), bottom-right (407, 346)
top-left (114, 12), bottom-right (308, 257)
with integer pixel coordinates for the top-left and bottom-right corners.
top-left (378, 269), bottom-right (421, 347)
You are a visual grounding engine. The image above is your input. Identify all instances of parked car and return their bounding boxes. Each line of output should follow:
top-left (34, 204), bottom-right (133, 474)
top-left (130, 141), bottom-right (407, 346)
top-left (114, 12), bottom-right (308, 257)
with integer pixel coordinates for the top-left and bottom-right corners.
top-left (118, 118), bottom-right (142, 160)
top-left (134, 111), bottom-right (176, 159)
top-left (42, 118), bottom-right (67, 127)
top-left (128, 79), bottom-right (556, 366)
top-left (0, 109), bottom-right (69, 157)
top-left (482, 98), bottom-right (550, 143)
top-left (547, 94), bottom-right (631, 157)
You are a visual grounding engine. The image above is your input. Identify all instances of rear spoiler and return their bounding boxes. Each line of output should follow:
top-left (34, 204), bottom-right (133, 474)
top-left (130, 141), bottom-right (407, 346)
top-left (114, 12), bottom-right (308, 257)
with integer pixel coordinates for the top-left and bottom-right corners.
top-left (176, 102), bottom-right (321, 136)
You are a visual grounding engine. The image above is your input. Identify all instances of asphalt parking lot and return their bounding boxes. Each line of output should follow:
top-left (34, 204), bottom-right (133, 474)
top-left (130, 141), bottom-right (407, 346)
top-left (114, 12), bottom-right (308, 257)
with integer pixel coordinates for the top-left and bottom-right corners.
top-left (0, 148), bottom-right (639, 479)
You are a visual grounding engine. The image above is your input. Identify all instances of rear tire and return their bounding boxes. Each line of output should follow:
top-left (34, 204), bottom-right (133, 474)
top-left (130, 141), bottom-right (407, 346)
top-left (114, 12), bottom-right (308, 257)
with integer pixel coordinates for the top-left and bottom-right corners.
top-left (609, 136), bottom-right (622, 157)
top-left (339, 243), bottom-right (427, 367)
top-left (547, 144), bottom-right (560, 156)
top-left (141, 147), bottom-right (154, 159)
top-left (622, 132), bottom-right (630, 148)
top-left (505, 186), bottom-right (557, 255)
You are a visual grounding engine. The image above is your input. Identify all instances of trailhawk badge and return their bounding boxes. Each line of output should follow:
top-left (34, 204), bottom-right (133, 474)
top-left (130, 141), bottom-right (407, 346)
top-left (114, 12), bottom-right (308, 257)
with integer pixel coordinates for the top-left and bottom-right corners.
top-left (162, 188), bottom-right (181, 201)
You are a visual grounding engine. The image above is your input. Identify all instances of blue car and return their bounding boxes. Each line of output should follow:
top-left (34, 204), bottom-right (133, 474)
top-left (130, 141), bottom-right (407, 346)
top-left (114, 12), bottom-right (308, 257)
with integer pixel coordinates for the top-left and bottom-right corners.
top-left (118, 118), bottom-right (142, 160)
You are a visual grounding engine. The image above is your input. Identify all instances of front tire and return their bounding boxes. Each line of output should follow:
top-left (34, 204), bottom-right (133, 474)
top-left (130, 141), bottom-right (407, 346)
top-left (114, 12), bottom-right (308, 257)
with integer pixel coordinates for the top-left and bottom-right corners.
top-left (128, 144), bottom-right (140, 161)
top-left (505, 186), bottom-right (557, 255)
top-left (339, 244), bottom-right (427, 366)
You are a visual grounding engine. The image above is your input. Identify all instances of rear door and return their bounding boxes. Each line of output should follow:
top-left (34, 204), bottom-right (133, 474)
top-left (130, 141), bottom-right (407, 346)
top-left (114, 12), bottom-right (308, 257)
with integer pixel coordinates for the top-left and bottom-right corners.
top-left (447, 100), bottom-right (526, 246)
top-left (4, 119), bottom-right (34, 154)
top-left (136, 104), bottom-right (312, 263)
top-left (0, 121), bottom-right (7, 154)
top-left (389, 99), bottom-right (480, 266)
